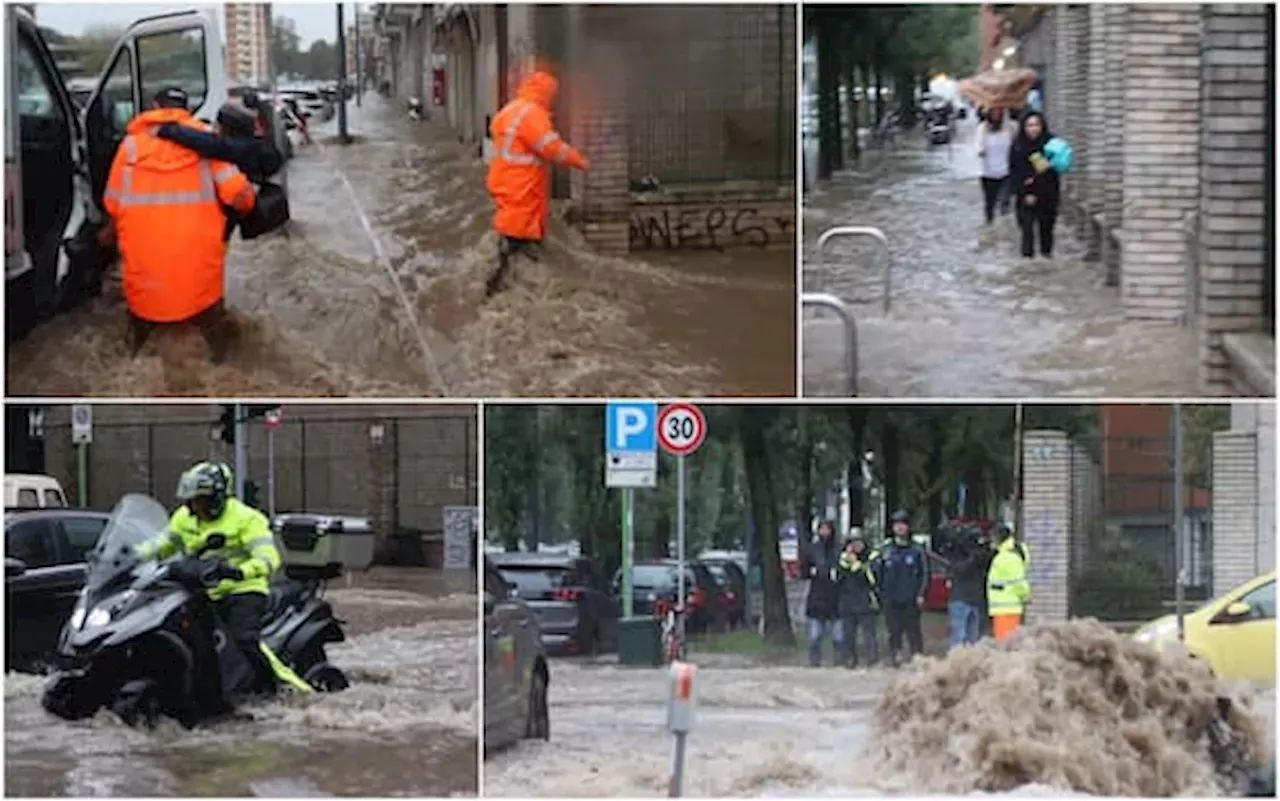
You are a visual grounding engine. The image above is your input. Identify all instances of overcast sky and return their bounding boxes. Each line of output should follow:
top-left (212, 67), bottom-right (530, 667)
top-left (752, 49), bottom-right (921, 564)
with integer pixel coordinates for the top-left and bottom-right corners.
top-left (34, 3), bottom-right (361, 46)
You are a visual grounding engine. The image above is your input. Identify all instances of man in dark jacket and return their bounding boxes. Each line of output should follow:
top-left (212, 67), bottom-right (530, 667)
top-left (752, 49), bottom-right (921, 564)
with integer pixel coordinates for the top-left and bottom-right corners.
top-left (836, 535), bottom-right (879, 668)
top-left (874, 510), bottom-right (929, 665)
top-left (155, 98), bottom-right (284, 182)
top-left (943, 523), bottom-right (993, 649)
top-left (800, 520), bottom-right (843, 667)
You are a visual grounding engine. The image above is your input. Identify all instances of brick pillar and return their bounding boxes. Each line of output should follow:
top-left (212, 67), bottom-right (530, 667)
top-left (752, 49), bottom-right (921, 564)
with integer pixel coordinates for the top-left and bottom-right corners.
top-left (1102, 4), bottom-right (1128, 285)
top-left (1197, 5), bottom-right (1271, 394)
top-left (1120, 5), bottom-right (1202, 321)
top-left (1021, 430), bottom-right (1073, 624)
top-left (1068, 443), bottom-right (1100, 590)
top-left (1083, 4), bottom-right (1109, 258)
top-left (569, 7), bottom-right (629, 255)
top-left (1062, 6), bottom-right (1090, 235)
top-left (1211, 429), bottom-right (1258, 594)
top-left (367, 417), bottom-right (399, 562)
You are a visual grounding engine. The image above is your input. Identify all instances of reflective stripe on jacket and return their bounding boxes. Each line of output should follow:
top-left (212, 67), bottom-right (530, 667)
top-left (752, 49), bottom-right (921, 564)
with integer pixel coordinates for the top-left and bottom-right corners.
top-left (987, 538), bottom-right (1031, 615)
top-left (104, 108), bottom-right (256, 323)
top-left (138, 497), bottom-right (279, 599)
top-left (486, 71), bottom-right (587, 241)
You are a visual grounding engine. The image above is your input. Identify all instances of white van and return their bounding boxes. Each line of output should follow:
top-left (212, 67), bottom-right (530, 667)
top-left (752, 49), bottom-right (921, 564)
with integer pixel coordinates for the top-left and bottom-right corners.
top-left (5, 7), bottom-right (284, 338)
top-left (4, 474), bottom-right (69, 509)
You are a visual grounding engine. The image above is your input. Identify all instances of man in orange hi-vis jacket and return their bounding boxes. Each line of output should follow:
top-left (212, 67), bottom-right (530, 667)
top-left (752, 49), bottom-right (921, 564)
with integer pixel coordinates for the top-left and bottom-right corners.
top-left (484, 70), bottom-right (589, 296)
top-left (103, 86), bottom-right (257, 362)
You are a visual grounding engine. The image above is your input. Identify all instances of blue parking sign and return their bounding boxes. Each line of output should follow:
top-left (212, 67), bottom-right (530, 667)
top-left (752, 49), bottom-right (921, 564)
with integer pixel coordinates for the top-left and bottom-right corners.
top-left (605, 403), bottom-right (657, 453)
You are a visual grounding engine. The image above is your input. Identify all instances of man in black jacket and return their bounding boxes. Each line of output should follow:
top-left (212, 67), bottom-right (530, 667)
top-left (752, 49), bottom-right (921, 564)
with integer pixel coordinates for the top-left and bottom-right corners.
top-left (836, 535), bottom-right (879, 668)
top-left (874, 510), bottom-right (929, 666)
top-left (943, 523), bottom-right (993, 649)
top-left (800, 520), bottom-right (843, 667)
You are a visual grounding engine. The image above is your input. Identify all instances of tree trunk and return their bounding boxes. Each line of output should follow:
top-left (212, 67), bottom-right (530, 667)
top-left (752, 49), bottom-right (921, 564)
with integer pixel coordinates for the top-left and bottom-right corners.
top-left (873, 61), bottom-right (887, 126)
top-left (845, 62), bottom-right (860, 163)
top-left (882, 417), bottom-right (900, 527)
top-left (848, 406), bottom-right (867, 529)
top-left (926, 414), bottom-right (944, 529)
top-left (798, 408), bottom-right (815, 537)
top-left (816, 20), bottom-right (842, 181)
top-left (740, 408), bottom-right (794, 647)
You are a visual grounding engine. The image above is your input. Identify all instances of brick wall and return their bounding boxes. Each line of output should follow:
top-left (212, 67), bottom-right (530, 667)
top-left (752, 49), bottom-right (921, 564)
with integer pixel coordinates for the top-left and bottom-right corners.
top-left (1197, 4), bottom-right (1271, 394)
top-left (1069, 442), bottom-right (1102, 589)
top-left (1211, 429), bottom-right (1259, 593)
top-left (1120, 5), bottom-right (1203, 321)
top-left (1083, 4), bottom-right (1108, 250)
top-left (567, 4), bottom-right (795, 254)
top-left (1228, 402), bottom-right (1277, 575)
top-left (1101, 4), bottom-right (1128, 285)
top-left (40, 405), bottom-right (477, 554)
top-left (1021, 430), bottom-right (1073, 624)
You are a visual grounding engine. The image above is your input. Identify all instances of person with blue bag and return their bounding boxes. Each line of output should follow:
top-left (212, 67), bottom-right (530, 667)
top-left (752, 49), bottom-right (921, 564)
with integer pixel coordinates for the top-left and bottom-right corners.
top-left (1008, 111), bottom-right (1073, 260)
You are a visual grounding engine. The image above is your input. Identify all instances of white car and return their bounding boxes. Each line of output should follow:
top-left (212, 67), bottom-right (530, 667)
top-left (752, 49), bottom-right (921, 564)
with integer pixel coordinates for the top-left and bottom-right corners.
top-left (4, 473), bottom-right (69, 508)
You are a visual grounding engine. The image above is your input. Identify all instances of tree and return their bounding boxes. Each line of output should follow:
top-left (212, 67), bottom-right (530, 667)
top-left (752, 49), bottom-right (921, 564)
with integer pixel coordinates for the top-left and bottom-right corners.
top-left (271, 16), bottom-right (303, 78)
top-left (739, 406), bottom-right (795, 647)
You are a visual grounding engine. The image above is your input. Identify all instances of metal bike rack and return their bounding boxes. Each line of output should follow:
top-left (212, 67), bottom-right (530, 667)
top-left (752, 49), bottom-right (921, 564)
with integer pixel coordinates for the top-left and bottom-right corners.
top-left (802, 292), bottom-right (858, 397)
top-left (815, 226), bottom-right (893, 314)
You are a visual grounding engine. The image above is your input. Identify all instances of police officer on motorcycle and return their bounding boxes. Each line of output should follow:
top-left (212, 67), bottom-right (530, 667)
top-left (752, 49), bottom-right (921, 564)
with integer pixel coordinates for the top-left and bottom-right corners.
top-left (136, 461), bottom-right (285, 696)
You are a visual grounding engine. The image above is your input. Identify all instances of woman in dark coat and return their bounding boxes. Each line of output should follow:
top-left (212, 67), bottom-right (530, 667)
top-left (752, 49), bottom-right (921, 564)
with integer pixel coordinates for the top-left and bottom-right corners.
top-left (1007, 111), bottom-right (1061, 260)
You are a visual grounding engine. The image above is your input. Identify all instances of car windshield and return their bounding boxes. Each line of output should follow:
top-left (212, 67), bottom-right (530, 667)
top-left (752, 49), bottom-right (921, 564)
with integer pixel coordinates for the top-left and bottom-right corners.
top-left (85, 494), bottom-right (170, 593)
top-left (630, 564), bottom-right (683, 589)
top-left (498, 564), bottom-right (569, 594)
top-left (704, 563), bottom-right (729, 585)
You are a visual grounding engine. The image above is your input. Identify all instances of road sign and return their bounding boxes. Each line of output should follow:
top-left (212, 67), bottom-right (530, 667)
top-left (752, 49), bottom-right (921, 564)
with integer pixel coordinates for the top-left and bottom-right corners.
top-left (657, 403), bottom-right (707, 456)
top-left (264, 408), bottom-right (282, 429)
top-left (71, 404), bottom-right (93, 445)
top-left (606, 402), bottom-right (657, 488)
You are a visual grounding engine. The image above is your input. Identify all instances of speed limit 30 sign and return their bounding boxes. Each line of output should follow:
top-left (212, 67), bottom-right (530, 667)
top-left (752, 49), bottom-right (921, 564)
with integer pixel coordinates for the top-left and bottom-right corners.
top-left (657, 403), bottom-right (707, 456)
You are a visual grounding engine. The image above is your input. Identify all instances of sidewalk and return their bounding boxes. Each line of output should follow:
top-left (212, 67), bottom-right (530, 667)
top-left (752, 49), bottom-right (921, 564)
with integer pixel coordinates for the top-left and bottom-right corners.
top-left (802, 122), bottom-right (1199, 398)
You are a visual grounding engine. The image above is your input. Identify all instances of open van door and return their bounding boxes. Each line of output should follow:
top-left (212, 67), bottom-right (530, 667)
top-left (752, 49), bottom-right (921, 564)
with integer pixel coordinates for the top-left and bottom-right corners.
top-left (82, 10), bottom-right (227, 207)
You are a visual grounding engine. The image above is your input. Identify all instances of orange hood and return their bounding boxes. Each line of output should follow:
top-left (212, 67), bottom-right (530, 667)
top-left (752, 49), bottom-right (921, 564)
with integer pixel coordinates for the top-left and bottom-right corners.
top-left (124, 108), bottom-right (209, 171)
top-left (516, 71), bottom-right (558, 109)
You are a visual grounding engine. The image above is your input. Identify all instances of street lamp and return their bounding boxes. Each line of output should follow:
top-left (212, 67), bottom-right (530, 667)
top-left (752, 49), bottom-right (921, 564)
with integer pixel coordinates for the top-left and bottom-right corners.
top-left (993, 57), bottom-right (1006, 70)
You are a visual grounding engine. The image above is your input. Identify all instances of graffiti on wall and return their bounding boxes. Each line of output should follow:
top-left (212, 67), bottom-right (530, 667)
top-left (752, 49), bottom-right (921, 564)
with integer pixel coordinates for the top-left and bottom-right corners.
top-left (628, 206), bottom-right (792, 251)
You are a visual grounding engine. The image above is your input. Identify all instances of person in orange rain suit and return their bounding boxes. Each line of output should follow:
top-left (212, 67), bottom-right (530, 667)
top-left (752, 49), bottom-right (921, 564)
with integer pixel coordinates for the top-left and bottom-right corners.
top-left (484, 70), bottom-right (589, 297)
top-left (103, 86), bottom-right (256, 363)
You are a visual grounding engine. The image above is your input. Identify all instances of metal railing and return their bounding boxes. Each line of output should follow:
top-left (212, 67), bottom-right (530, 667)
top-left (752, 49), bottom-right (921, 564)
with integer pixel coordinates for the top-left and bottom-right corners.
top-left (801, 292), bottom-right (857, 396)
top-left (815, 226), bottom-right (893, 313)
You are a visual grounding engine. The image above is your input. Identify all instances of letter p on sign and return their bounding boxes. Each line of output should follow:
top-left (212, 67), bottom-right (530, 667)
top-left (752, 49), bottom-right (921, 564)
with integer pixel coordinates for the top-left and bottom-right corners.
top-left (617, 409), bottom-right (646, 447)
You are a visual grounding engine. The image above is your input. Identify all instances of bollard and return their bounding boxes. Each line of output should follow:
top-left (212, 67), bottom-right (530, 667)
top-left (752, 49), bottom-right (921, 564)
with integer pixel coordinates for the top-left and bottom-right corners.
top-left (667, 660), bottom-right (697, 797)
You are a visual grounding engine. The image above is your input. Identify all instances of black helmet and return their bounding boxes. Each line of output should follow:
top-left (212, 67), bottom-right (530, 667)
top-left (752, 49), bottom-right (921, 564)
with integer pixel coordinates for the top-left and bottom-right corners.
top-left (890, 510), bottom-right (910, 525)
top-left (176, 461), bottom-right (229, 519)
top-left (996, 523), bottom-right (1014, 540)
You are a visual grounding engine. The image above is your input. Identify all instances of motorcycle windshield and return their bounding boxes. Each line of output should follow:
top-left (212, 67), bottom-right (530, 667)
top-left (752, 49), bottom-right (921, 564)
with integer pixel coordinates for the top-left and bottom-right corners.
top-left (84, 493), bottom-right (172, 593)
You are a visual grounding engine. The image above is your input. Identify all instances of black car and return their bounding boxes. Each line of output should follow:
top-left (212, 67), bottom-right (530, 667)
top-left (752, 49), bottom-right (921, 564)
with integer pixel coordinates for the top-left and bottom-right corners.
top-left (491, 552), bottom-right (619, 655)
top-left (616, 559), bottom-right (727, 635)
top-left (5, 508), bottom-right (110, 672)
top-left (700, 558), bottom-right (747, 629)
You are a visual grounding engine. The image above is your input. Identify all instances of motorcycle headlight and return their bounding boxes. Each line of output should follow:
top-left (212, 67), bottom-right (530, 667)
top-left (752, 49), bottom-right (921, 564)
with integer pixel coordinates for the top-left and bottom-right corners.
top-left (85, 607), bottom-right (112, 628)
top-left (70, 604), bottom-right (87, 630)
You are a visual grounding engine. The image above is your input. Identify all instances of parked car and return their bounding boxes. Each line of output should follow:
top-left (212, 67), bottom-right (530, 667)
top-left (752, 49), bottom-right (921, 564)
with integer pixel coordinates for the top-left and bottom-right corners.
top-left (615, 559), bottom-right (727, 635)
top-left (4, 473), bottom-right (68, 508)
top-left (700, 556), bottom-right (747, 628)
top-left (1134, 570), bottom-right (1275, 686)
top-left (280, 87), bottom-right (332, 121)
top-left (483, 557), bottom-right (550, 754)
top-left (490, 552), bottom-right (619, 655)
top-left (5, 507), bottom-right (110, 672)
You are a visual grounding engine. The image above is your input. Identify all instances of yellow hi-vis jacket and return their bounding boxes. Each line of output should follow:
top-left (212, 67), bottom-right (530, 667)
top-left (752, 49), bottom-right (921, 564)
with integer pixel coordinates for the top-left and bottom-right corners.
top-left (138, 497), bottom-right (280, 599)
top-left (986, 538), bottom-right (1031, 616)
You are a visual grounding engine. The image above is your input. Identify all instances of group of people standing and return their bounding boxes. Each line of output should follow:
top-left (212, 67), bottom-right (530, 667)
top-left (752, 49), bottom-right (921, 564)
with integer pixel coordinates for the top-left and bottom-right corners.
top-left (800, 513), bottom-right (1032, 668)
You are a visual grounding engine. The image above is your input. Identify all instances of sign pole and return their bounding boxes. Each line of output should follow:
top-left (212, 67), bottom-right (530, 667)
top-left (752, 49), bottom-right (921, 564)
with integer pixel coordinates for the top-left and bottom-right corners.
top-left (71, 404), bottom-right (93, 506)
top-left (267, 425), bottom-right (276, 517)
top-left (1173, 403), bottom-right (1186, 642)
top-left (234, 404), bottom-right (247, 501)
top-left (622, 486), bottom-right (635, 619)
top-left (676, 453), bottom-right (686, 654)
top-left (76, 442), bottom-right (88, 507)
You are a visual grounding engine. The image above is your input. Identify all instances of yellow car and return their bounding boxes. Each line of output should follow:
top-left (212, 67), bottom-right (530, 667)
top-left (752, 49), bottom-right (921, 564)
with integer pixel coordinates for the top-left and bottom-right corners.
top-left (1134, 571), bottom-right (1275, 686)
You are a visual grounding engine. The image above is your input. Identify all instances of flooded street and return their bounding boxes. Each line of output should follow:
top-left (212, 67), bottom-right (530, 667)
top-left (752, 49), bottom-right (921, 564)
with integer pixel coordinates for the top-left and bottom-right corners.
top-left (802, 123), bottom-right (1199, 398)
top-left (484, 633), bottom-right (1274, 798)
top-left (6, 96), bottom-right (794, 397)
top-left (4, 568), bottom-right (478, 797)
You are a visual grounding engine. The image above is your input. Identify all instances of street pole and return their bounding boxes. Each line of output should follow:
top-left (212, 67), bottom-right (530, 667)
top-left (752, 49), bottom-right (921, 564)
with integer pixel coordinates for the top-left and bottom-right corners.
top-left (676, 453), bottom-right (686, 655)
top-left (336, 3), bottom-right (350, 143)
top-left (622, 487), bottom-right (635, 618)
top-left (233, 404), bottom-right (247, 501)
top-left (354, 4), bottom-right (361, 107)
top-left (1173, 404), bottom-right (1186, 642)
top-left (76, 443), bottom-right (88, 507)
top-left (1012, 403), bottom-right (1024, 535)
top-left (267, 425), bottom-right (276, 517)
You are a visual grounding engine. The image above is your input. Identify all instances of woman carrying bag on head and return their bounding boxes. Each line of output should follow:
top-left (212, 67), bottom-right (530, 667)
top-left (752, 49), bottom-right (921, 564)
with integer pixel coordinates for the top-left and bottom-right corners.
top-left (1008, 111), bottom-right (1073, 261)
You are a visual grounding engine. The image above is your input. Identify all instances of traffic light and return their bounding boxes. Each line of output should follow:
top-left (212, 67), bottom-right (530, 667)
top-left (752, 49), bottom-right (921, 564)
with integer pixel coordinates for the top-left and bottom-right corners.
top-left (218, 405), bottom-right (236, 444)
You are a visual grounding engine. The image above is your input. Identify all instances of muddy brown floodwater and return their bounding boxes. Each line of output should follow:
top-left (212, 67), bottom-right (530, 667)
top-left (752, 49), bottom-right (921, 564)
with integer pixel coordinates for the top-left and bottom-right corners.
top-left (6, 97), bottom-right (795, 398)
top-left (483, 622), bottom-right (1273, 798)
top-left (4, 568), bottom-right (478, 797)
top-left (802, 124), bottom-right (1200, 398)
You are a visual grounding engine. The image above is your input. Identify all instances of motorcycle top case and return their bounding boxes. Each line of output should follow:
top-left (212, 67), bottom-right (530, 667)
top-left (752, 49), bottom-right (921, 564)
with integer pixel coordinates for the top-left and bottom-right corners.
top-left (272, 513), bottom-right (374, 571)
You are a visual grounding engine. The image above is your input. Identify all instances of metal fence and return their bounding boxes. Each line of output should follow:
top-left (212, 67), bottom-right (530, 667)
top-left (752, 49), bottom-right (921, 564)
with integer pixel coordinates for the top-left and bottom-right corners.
top-left (619, 4), bottom-right (796, 184)
top-left (42, 411), bottom-right (477, 541)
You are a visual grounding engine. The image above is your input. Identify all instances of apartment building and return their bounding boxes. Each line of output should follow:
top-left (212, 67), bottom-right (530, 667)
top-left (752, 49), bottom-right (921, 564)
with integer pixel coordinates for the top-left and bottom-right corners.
top-left (224, 2), bottom-right (272, 86)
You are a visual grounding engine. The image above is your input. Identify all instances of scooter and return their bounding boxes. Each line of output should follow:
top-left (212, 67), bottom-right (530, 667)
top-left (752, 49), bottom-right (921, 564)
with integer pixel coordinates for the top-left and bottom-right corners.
top-left (41, 494), bottom-right (348, 728)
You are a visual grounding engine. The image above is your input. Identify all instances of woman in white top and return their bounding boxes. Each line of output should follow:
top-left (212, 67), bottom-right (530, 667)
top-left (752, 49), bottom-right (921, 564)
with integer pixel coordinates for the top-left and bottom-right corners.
top-left (976, 107), bottom-right (1017, 225)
